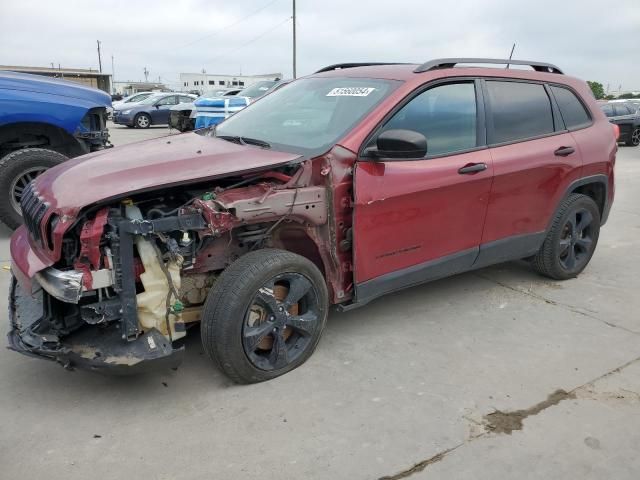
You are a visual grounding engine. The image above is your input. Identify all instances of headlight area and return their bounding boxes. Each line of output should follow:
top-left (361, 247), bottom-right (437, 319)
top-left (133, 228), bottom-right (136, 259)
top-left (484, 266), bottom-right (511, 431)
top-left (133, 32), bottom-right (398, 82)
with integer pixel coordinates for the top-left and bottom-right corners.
top-left (8, 165), bottom-right (328, 373)
top-left (75, 107), bottom-right (111, 151)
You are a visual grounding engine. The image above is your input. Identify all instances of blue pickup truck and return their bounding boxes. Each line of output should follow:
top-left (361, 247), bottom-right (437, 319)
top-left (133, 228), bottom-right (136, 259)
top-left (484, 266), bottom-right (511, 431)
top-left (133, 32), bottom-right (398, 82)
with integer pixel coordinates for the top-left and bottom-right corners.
top-left (0, 71), bottom-right (111, 229)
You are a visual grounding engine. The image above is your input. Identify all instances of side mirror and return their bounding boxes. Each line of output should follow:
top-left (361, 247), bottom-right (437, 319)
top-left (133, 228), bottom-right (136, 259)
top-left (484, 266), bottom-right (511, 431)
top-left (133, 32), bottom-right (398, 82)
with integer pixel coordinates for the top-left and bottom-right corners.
top-left (365, 129), bottom-right (427, 159)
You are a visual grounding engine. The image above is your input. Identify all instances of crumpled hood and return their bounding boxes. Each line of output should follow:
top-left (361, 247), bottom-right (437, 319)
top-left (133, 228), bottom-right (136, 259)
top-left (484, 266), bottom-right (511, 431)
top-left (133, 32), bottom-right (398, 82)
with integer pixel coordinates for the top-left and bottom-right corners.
top-left (34, 133), bottom-right (301, 215)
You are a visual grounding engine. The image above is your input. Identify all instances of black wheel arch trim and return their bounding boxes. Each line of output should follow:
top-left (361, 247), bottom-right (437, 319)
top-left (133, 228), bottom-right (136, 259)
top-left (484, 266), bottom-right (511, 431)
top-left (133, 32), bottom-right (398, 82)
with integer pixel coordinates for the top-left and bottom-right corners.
top-left (553, 174), bottom-right (611, 228)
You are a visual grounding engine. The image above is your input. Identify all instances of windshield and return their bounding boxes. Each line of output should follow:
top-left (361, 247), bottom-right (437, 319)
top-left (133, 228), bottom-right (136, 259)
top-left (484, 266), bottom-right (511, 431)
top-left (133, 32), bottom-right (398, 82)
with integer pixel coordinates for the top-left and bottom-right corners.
top-left (215, 77), bottom-right (400, 156)
top-left (201, 90), bottom-right (228, 99)
top-left (236, 81), bottom-right (279, 99)
top-left (126, 93), bottom-right (151, 103)
top-left (139, 94), bottom-right (165, 105)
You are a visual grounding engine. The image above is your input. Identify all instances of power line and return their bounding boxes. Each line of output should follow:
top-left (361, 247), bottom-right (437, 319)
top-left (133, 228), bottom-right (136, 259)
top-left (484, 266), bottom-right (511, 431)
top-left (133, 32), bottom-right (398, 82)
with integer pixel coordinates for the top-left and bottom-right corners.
top-left (180, 0), bottom-right (283, 48)
top-left (203, 16), bottom-right (291, 66)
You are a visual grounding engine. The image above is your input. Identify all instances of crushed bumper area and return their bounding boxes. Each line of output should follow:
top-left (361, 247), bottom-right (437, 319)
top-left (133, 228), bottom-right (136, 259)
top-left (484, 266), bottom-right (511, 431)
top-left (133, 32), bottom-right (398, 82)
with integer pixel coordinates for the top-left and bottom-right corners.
top-left (7, 277), bottom-right (184, 374)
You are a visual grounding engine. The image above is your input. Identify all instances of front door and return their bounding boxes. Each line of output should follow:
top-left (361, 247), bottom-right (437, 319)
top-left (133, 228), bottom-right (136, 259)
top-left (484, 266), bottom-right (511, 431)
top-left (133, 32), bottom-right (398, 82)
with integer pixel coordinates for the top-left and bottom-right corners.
top-left (353, 81), bottom-right (493, 302)
top-left (153, 95), bottom-right (178, 124)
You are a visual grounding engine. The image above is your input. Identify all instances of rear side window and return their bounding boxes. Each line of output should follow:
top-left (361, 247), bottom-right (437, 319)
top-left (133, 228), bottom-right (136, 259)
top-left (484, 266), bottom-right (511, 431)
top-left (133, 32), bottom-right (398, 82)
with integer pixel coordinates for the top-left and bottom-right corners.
top-left (550, 86), bottom-right (591, 129)
top-left (615, 104), bottom-right (632, 116)
top-left (486, 81), bottom-right (554, 144)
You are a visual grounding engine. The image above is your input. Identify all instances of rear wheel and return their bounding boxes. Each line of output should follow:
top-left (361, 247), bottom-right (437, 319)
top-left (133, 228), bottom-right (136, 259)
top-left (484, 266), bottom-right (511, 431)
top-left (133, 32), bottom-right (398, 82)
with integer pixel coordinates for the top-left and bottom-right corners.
top-left (201, 249), bottom-right (328, 384)
top-left (626, 127), bottom-right (640, 147)
top-left (532, 193), bottom-right (600, 280)
top-left (135, 113), bottom-right (151, 129)
top-left (0, 148), bottom-right (68, 229)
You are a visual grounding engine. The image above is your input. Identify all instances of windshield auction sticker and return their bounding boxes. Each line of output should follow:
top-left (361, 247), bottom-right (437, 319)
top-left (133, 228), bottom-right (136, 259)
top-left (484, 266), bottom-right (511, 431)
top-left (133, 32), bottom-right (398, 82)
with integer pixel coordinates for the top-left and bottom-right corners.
top-left (326, 87), bottom-right (376, 97)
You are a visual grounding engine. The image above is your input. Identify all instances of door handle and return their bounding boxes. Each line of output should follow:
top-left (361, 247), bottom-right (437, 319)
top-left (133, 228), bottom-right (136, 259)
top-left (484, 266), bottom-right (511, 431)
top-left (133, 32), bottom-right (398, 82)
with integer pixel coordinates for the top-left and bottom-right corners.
top-left (458, 163), bottom-right (488, 174)
top-left (554, 146), bottom-right (575, 157)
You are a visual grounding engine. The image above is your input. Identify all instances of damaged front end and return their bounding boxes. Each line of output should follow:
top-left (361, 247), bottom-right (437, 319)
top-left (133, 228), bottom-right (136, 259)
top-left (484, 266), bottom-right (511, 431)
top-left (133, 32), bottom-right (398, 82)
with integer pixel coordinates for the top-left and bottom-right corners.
top-left (8, 161), bottom-right (342, 373)
top-left (8, 276), bottom-right (182, 373)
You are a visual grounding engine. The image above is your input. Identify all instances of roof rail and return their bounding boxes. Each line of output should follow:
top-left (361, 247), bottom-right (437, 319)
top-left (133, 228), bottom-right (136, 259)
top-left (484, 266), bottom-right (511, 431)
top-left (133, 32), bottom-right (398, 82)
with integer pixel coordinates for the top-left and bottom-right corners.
top-left (315, 62), bottom-right (409, 74)
top-left (414, 58), bottom-right (563, 74)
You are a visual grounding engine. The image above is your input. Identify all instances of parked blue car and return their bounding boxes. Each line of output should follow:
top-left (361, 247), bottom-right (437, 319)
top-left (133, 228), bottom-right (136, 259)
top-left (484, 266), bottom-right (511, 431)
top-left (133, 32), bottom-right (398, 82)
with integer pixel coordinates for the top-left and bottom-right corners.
top-left (112, 92), bottom-right (196, 128)
top-left (0, 71), bottom-right (111, 229)
top-left (193, 80), bottom-right (288, 129)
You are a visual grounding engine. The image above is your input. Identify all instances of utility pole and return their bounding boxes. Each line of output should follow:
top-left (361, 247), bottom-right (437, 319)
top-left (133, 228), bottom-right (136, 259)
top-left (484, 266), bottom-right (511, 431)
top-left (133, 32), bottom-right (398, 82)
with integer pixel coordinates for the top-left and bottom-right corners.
top-left (111, 55), bottom-right (115, 94)
top-left (143, 67), bottom-right (149, 82)
top-left (96, 40), bottom-right (103, 72)
top-left (292, 0), bottom-right (297, 79)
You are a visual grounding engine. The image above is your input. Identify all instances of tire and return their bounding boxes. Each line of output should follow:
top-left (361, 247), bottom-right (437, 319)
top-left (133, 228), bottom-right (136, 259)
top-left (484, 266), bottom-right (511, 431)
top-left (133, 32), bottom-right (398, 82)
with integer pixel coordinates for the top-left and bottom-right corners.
top-left (626, 127), bottom-right (640, 147)
top-left (201, 249), bottom-right (328, 384)
top-left (0, 148), bottom-right (68, 229)
top-left (135, 113), bottom-right (151, 129)
top-left (532, 193), bottom-right (600, 280)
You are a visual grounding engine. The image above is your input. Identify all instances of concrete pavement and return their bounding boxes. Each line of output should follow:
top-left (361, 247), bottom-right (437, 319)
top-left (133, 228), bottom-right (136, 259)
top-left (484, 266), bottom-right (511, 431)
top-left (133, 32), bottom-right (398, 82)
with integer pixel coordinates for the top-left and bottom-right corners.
top-left (0, 131), bottom-right (638, 480)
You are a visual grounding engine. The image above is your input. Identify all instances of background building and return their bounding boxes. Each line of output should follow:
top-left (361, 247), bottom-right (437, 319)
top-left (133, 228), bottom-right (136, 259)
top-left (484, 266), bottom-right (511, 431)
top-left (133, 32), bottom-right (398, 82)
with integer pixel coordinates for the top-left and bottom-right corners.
top-left (113, 81), bottom-right (169, 95)
top-left (0, 65), bottom-right (111, 93)
top-left (179, 72), bottom-right (282, 93)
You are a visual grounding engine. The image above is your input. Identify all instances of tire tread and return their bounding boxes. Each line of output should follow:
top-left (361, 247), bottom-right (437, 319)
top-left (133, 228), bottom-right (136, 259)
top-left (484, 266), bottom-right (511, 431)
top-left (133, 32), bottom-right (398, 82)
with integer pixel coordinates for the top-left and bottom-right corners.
top-left (532, 193), bottom-right (600, 280)
top-left (201, 248), bottom-right (328, 384)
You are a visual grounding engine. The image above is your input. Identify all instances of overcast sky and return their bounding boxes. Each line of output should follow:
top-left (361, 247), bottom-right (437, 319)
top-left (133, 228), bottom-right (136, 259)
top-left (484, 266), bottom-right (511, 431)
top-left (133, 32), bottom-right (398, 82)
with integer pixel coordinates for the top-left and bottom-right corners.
top-left (1, 0), bottom-right (638, 92)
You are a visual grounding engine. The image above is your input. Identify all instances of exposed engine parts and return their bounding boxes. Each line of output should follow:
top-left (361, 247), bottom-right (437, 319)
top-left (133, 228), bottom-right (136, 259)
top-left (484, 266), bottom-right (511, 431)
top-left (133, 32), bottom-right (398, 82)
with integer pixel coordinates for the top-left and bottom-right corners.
top-left (36, 165), bottom-right (331, 349)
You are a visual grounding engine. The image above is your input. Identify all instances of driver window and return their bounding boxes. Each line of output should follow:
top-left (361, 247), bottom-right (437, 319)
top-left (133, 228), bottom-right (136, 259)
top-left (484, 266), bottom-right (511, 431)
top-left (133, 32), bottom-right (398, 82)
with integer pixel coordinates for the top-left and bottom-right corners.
top-left (157, 96), bottom-right (177, 106)
top-left (379, 82), bottom-right (477, 156)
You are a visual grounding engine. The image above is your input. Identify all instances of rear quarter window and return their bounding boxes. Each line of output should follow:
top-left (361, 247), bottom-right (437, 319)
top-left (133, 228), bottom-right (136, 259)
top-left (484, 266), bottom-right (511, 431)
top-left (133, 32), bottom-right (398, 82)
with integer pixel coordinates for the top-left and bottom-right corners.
top-left (550, 86), bottom-right (591, 129)
top-left (486, 81), bottom-right (554, 144)
top-left (614, 104), bottom-right (632, 116)
top-left (600, 104), bottom-right (615, 117)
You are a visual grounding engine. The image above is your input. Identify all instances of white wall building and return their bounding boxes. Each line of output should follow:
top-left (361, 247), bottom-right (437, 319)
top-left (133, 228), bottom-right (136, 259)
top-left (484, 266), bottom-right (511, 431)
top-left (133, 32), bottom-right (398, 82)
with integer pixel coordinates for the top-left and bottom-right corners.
top-left (179, 72), bottom-right (282, 93)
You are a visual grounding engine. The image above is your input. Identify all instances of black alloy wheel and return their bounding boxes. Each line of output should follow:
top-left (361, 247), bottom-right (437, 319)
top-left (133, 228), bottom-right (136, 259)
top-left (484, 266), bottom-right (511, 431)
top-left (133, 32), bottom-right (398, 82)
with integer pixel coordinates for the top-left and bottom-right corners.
top-left (558, 208), bottom-right (595, 271)
top-left (242, 272), bottom-right (321, 371)
top-left (201, 249), bottom-right (328, 383)
top-left (532, 193), bottom-right (600, 280)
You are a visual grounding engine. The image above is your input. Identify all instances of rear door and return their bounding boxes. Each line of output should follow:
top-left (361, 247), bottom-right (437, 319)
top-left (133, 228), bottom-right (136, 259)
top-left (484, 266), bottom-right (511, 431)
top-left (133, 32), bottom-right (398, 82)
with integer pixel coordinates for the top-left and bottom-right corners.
top-left (476, 79), bottom-right (583, 267)
top-left (353, 80), bottom-right (493, 300)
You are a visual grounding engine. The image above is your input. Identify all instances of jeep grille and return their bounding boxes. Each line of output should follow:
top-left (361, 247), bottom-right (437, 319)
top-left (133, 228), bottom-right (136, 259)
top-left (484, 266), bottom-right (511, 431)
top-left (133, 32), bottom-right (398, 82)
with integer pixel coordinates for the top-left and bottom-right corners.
top-left (20, 183), bottom-right (48, 246)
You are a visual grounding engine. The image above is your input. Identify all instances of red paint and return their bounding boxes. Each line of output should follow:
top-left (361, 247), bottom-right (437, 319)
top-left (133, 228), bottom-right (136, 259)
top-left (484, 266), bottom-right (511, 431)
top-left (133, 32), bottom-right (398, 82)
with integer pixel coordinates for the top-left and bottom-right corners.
top-left (481, 133), bottom-right (582, 244)
top-left (353, 150), bottom-right (493, 282)
top-left (76, 208), bottom-right (109, 270)
top-left (11, 64), bottom-right (617, 304)
top-left (34, 135), bottom-right (300, 215)
top-left (10, 226), bottom-right (53, 291)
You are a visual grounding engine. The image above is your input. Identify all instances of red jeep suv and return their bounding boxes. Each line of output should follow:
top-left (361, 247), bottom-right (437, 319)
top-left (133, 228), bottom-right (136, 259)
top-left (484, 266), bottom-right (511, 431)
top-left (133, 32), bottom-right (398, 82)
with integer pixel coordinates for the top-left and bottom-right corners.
top-left (8, 58), bottom-right (616, 383)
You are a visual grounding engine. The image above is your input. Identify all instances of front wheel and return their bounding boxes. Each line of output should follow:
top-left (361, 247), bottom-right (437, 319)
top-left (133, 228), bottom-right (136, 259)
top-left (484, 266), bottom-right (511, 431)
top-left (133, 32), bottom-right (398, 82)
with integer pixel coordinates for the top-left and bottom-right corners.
top-left (135, 113), bottom-right (151, 129)
top-left (0, 148), bottom-right (68, 229)
top-left (201, 249), bottom-right (328, 384)
top-left (532, 193), bottom-right (600, 280)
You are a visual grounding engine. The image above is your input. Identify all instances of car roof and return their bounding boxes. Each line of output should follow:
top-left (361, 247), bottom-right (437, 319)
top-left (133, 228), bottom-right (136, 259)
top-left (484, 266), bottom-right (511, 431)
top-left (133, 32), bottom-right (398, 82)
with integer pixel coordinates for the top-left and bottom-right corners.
top-left (309, 61), bottom-right (582, 88)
